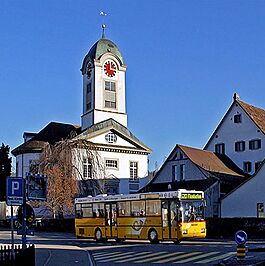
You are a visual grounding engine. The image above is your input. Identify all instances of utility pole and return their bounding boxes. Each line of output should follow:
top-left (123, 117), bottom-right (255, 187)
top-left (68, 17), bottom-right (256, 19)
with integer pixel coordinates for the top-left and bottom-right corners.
top-left (21, 154), bottom-right (27, 250)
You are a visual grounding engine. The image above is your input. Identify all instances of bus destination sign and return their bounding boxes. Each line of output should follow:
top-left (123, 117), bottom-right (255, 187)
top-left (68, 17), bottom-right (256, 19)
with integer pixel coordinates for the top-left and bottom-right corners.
top-left (180, 193), bottom-right (203, 200)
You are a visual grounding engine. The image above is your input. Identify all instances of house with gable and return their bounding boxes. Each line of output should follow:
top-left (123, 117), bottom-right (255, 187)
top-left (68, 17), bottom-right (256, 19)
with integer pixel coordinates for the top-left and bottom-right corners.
top-left (204, 93), bottom-right (265, 175)
top-left (221, 159), bottom-right (265, 218)
top-left (140, 144), bottom-right (245, 217)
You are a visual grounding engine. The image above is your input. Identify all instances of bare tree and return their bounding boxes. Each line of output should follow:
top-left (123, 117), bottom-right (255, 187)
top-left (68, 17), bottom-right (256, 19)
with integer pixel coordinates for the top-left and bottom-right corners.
top-left (37, 138), bottom-right (105, 218)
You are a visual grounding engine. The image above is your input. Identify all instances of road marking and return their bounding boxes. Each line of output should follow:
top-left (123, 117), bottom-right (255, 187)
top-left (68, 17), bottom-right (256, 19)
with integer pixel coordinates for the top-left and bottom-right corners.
top-left (95, 252), bottom-right (136, 262)
top-left (195, 252), bottom-right (235, 264)
top-left (93, 251), bottom-right (121, 258)
top-left (43, 250), bottom-right (52, 266)
top-left (154, 252), bottom-right (201, 263)
top-left (134, 251), bottom-right (184, 263)
top-left (117, 251), bottom-right (165, 263)
top-left (173, 252), bottom-right (220, 263)
top-left (92, 251), bottom-right (109, 256)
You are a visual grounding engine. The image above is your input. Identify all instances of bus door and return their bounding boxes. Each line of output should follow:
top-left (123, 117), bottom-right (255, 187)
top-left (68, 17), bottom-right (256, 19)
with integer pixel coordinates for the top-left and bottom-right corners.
top-left (162, 201), bottom-right (171, 239)
top-left (170, 201), bottom-right (179, 239)
top-left (105, 203), bottom-right (117, 238)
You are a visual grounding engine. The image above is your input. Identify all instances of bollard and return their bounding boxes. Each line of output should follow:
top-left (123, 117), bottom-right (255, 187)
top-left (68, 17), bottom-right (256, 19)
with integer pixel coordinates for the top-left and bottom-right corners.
top-left (237, 244), bottom-right (246, 259)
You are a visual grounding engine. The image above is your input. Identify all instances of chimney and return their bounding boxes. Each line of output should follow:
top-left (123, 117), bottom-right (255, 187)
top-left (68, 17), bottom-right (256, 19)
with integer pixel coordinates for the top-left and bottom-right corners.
top-left (233, 92), bottom-right (240, 101)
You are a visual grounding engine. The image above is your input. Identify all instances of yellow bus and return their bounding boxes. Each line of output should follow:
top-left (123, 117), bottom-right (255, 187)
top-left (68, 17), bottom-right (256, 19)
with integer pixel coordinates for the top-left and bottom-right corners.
top-left (75, 189), bottom-right (206, 243)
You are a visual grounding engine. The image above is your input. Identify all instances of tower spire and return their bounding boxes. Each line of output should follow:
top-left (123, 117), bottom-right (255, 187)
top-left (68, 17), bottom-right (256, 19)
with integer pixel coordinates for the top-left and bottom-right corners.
top-left (99, 11), bottom-right (107, 38)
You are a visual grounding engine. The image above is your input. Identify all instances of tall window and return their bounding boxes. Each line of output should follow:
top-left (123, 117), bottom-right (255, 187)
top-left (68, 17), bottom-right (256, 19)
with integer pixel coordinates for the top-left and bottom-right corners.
top-left (172, 165), bottom-right (177, 181)
top-left (249, 139), bottom-right (261, 150)
top-left (243, 161), bottom-right (252, 173)
top-left (215, 143), bottom-right (225, 154)
top-left (234, 114), bottom-right (242, 123)
top-left (104, 81), bottom-right (116, 109)
top-left (83, 159), bottom-right (92, 179)
top-left (235, 141), bottom-right (245, 152)
top-left (130, 161), bottom-right (138, 180)
top-left (86, 83), bottom-right (92, 111)
top-left (180, 164), bottom-right (185, 181)
top-left (257, 203), bottom-right (264, 218)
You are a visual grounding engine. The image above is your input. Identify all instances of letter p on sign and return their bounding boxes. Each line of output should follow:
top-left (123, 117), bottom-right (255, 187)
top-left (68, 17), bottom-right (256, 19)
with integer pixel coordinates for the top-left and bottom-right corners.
top-left (12, 181), bottom-right (19, 195)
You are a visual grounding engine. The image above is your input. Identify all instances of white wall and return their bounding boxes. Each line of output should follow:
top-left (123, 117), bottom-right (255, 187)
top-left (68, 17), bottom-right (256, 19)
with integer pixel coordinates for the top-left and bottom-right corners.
top-left (16, 153), bottom-right (41, 177)
top-left (221, 164), bottom-right (265, 217)
top-left (206, 103), bottom-right (265, 175)
top-left (99, 150), bottom-right (148, 180)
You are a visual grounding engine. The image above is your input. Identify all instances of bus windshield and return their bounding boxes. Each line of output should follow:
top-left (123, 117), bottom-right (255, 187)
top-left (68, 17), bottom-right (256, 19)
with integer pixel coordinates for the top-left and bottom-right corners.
top-left (181, 201), bottom-right (204, 222)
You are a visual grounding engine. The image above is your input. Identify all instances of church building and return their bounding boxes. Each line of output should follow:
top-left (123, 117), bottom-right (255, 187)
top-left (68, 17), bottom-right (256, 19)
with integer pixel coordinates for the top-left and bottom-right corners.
top-left (12, 31), bottom-right (152, 195)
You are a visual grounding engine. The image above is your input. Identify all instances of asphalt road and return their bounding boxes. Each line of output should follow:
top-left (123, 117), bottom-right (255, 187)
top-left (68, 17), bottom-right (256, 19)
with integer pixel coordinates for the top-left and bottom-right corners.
top-left (1, 229), bottom-right (264, 266)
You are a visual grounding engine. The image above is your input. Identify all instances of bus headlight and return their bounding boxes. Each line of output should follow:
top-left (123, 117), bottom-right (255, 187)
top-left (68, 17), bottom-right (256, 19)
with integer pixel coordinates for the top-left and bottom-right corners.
top-left (183, 229), bottom-right (188, 234)
top-left (201, 228), bottom-right (205, 233)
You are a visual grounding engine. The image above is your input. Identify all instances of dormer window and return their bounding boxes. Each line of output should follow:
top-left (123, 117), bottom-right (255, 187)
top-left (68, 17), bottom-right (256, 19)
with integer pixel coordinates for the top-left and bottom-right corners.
top-left (234, 114), bottom-right (242, 123)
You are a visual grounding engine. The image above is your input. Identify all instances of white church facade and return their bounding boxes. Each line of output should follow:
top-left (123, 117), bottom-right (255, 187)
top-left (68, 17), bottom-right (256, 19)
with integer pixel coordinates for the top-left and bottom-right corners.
top-left (12, 34), bottom-right (152, 195)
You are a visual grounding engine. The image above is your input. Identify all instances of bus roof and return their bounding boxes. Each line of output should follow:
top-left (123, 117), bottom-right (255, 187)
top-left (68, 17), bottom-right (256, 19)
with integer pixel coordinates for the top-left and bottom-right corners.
top-left (75, 189), bottom-right (204, 204)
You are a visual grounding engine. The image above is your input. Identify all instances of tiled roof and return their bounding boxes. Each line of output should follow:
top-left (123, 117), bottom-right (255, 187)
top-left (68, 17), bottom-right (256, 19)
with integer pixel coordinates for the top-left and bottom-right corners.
top-left (178, 145), bottom-right (243, 177)
top-left (12, 140), bottom-right (47, 156)
top-left (237, 100), bottom-right (265, 134)
top-left (12, 122), bottom-right (81, 156)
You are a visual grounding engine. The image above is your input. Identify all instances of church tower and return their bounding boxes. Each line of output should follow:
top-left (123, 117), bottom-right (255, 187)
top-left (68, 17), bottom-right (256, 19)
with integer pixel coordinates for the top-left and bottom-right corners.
top-left (81, 30), bottom-right (128, 131)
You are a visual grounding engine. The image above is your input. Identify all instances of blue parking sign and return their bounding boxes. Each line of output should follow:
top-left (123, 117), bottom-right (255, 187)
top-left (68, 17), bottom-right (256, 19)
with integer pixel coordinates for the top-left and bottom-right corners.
top-left (6, 177), bottom-right (24, 206)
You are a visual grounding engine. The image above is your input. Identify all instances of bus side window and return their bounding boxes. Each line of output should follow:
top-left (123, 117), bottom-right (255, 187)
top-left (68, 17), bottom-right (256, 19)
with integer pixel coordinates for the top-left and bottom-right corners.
top-left (131, 201), bottom-right (145, 217)
top-left (118, 202), bottom-right (130, 216)
top-left (92, 203), bottom-right (105, 218)
top-left (146, 200), bottom-right (161, 216)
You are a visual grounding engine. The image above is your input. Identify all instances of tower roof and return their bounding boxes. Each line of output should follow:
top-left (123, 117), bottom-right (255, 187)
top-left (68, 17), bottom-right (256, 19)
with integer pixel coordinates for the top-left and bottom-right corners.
top-left (81, 38), bottom-right (124, 74)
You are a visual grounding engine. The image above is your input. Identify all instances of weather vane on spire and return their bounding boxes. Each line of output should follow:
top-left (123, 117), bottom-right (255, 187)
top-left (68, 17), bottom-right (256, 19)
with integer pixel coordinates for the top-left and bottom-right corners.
top-left (99, 11), bottom-right (107, 38)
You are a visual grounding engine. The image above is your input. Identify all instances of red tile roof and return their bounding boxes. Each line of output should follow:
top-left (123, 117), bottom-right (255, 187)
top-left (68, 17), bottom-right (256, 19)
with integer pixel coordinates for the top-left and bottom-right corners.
top-left (179, 145), bottom-right (243, 177)
top-left (237, 100), bottom-right (265, 134)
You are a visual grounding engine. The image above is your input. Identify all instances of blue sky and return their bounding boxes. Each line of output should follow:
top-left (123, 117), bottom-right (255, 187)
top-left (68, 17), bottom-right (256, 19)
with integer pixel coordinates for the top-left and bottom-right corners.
top-left (0, 0), bottom-right (265, 171)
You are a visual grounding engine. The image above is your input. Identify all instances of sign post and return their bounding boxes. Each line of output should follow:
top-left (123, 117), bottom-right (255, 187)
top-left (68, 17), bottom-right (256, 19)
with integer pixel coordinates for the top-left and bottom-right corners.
top-left (6, 177), bottom-right (24, 255)
top-left (235, 230), bottom-right (247, 259)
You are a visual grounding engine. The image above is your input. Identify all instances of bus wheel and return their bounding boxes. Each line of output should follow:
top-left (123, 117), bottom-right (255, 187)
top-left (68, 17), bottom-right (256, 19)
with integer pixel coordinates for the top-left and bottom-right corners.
top-left (95, 229), bottom-right (103, 242)
top-left (173, 239), bottom-right (181, 244)
top-left (148, 229), bottom-right (159, 244)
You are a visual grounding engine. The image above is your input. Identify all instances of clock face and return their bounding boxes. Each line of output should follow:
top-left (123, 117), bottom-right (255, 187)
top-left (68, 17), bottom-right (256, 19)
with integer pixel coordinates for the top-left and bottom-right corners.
top-left (86, 62), bottom-right (92, 79)
top-left (104, 60), bottom-right (117, 77)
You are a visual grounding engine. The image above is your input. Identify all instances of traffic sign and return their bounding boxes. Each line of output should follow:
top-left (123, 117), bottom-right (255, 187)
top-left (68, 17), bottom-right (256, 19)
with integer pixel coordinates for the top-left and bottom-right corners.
top-left (235, 230), bottom-right (247, 245)
top-left (26, 173), bottom-right (47, 201)
top-left (6, 177), bottom-right (24, 206)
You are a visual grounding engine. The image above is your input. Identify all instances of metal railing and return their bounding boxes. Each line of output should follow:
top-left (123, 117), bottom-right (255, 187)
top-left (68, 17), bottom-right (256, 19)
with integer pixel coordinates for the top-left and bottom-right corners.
top-left (0, 244), bottom-right (35, 266)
